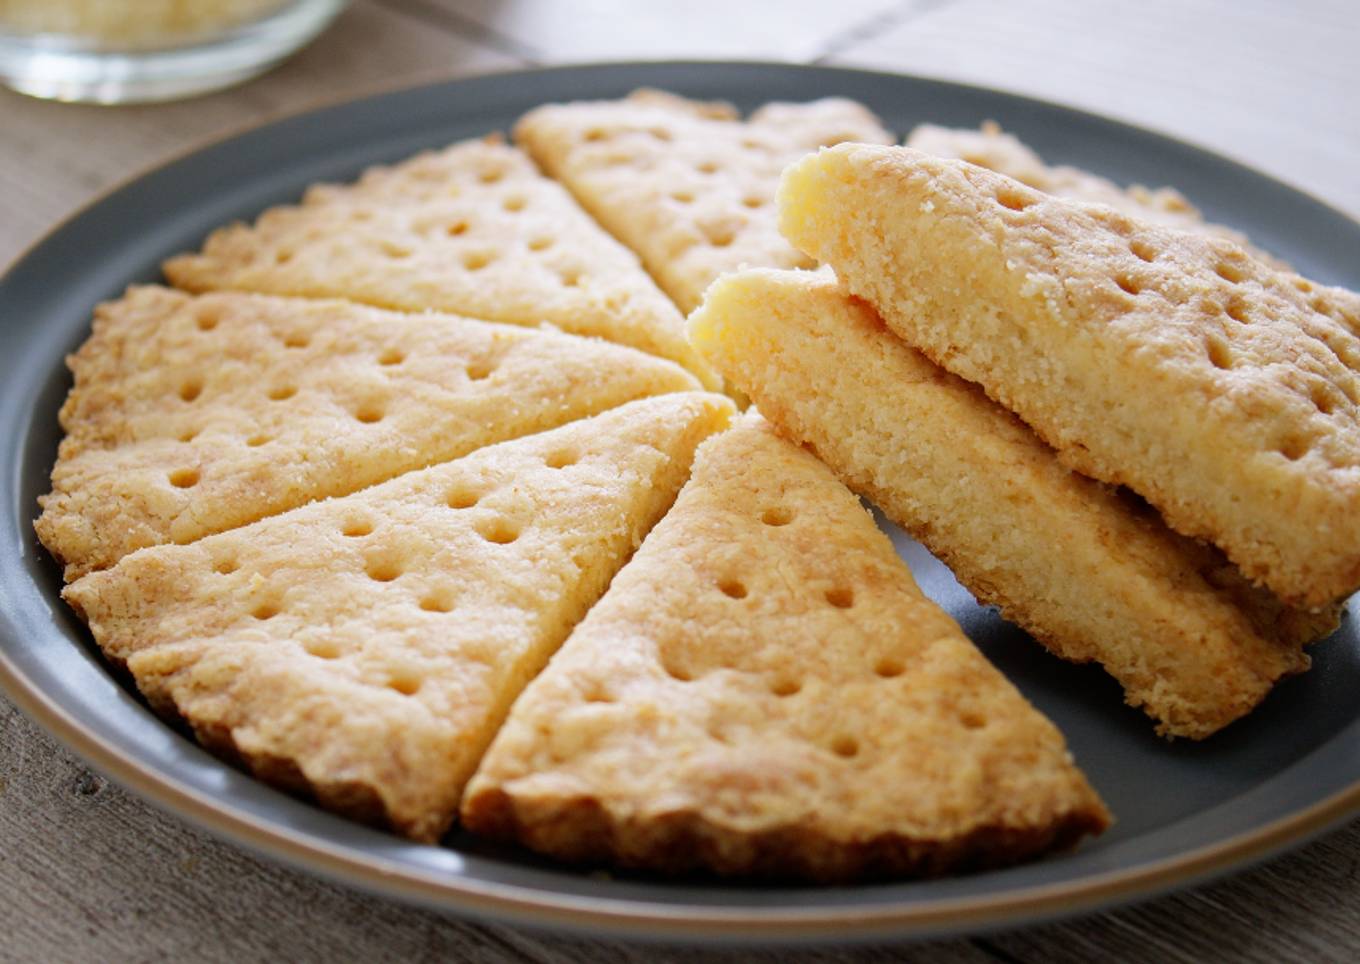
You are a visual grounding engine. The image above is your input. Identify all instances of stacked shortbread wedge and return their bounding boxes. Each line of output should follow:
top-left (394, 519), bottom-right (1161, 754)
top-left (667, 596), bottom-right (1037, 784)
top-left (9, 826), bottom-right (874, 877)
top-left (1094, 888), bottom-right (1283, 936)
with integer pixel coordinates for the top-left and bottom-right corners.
top-left (39, 88), bottom-right (1357, 881)
top-left (690, 271), bottom-right (1339, 739)
top-left (690, 143), bottom-right (1357, 740)
top-left (903, 120), bottom-right (1282, 263)
top-left (776, 145), bottom-right (1360, 608)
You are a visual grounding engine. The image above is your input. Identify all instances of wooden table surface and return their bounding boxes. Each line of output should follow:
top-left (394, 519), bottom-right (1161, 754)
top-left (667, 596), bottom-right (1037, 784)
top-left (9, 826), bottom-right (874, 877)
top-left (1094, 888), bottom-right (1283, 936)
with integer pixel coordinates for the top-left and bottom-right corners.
top-left (3, 2), bottom-right (1357, 960)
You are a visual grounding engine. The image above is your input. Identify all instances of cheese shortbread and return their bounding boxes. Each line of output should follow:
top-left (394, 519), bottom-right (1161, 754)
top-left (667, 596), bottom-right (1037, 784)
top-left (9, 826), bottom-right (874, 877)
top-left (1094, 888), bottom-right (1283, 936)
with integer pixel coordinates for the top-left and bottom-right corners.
top-left (36, 286), bottom-right (700, 581)
top-left (906, 121), bottom-right (1282, 265)
top-left (514, 88), bottom-right (892, 313)
top-left (462, 412), bottom-right (1109, 879)
top-left (163, 136), bottom-right (717, 386)
top-left (780, 144), bottom-right (1360, 607)
top-left (63, 393), bottom-right (734, 842)
top-left (689, 270), bottom-right (1339, 739)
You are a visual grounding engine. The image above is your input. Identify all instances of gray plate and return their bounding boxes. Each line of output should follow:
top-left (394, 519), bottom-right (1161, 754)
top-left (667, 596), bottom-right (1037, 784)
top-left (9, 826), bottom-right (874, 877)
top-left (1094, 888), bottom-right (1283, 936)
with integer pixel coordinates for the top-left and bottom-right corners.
top-left (2, 62), bottom-right (1359, 945)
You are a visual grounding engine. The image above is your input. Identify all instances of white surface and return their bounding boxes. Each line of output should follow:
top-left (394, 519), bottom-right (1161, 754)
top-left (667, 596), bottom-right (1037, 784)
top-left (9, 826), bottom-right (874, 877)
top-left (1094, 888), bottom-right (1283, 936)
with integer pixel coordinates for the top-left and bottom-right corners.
top-left (832, 0), bottom-right (1360, 217)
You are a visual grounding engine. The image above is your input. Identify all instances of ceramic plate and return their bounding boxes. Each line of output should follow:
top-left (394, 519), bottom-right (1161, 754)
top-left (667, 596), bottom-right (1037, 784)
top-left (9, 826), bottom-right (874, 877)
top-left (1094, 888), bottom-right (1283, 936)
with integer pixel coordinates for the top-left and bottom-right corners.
top-left (2, 62), bottom-right (1359, 944)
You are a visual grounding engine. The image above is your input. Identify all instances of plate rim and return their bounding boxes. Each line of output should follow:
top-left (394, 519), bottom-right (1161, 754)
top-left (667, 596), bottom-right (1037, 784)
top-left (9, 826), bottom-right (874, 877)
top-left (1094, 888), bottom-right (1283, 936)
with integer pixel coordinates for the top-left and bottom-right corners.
top-left (4, 646), bottom-right (1360, 943)
top-left (3, 58), bottom-right (1359, 943)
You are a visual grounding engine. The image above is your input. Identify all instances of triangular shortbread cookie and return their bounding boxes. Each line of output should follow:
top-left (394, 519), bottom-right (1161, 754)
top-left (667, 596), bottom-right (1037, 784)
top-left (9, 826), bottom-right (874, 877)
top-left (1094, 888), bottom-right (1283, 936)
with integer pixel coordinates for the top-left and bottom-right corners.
top-left (689, 269), bottom-right (1338, 738)
top-left (36, 286), bottom-right (700, 580)
top-left (906, 121), bottom-right (1284, 265)
top-left (463, 412), bottom-right (1109, 879)
top-left (780, 144), bottom-right (1360, 607)
top-left (514, 88), bottom-right (892, 312)
top-left (162, 136), bottom-right (716, 386)
top-left (64, 392), bottom-right (734, 842)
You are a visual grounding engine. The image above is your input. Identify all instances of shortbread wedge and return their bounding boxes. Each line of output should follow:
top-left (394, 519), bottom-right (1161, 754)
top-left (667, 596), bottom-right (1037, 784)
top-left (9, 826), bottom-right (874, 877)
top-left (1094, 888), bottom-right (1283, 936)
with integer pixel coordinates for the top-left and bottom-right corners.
top-left (780, 144), bottom-right (1360, 607)
top-left (163, 136), bottom-right (716, 387)
top-left (514, 88), bottom-right (891, 313)
top-left (36, 286), bottom-right (700, 581)
top-left (63, 392), bottom-right (734, 842)
top-left (906, 121), bottom-right (1283, 265)
top-left (463, 413), bottom-right (1109, 879)
top-left (690, 270), bottom-right (1339, 738)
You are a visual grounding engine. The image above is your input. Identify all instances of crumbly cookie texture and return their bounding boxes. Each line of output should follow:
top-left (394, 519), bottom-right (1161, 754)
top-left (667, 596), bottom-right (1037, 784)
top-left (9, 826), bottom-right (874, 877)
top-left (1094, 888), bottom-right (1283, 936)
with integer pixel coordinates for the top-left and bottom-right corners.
top-left (779, 144), bottom-right (1360, 608)
top-left (462, 412), bottom-right (1109, 879)
top-left (689, 270), bottom-right (1339, 739)
top-left (513, 88), bottom-right (892, 313)
top-left (63, 393), bottom-right (734, 843)
top-left (163, 135), bottom-right (717, 387)
top-left (906, 121), bottom-right (1285, 266)
top-left (35, 286), bottom-right (699, 581)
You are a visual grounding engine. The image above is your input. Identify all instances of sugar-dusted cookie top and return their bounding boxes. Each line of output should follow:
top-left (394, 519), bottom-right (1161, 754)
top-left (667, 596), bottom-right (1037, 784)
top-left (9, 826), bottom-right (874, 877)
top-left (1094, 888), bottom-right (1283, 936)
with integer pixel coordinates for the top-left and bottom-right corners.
top-left (163, 136), bottom-right (717, 386)
top-left (463, 412), bottom-right (1108, 879)
top-left (514, 88), bottom-right (892, 312)
top-left (64, 392), bottom-right (734, 842)
top-left (36, 286), bottom-right (699, 580)
top-left (906, 121), bottom-right (1284, 265)
top-left (780, 144), bottom-right (1360, 607)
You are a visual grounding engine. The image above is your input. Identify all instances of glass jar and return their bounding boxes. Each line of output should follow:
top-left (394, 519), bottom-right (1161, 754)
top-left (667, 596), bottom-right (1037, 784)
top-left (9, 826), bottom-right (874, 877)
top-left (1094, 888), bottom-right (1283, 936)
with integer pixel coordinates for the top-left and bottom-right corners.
top-left (0, 0), bottom-right (350, 104)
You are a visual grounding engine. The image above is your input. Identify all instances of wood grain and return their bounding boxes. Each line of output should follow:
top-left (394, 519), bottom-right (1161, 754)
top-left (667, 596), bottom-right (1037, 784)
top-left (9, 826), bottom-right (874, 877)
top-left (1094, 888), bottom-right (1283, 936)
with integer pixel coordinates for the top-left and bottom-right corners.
top-left (7, 687), bottom-right (1360, 962)
top-left (0, 699), bottom-right (993, 962)
top-left (3, 0), bottom-right (1360, 960)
